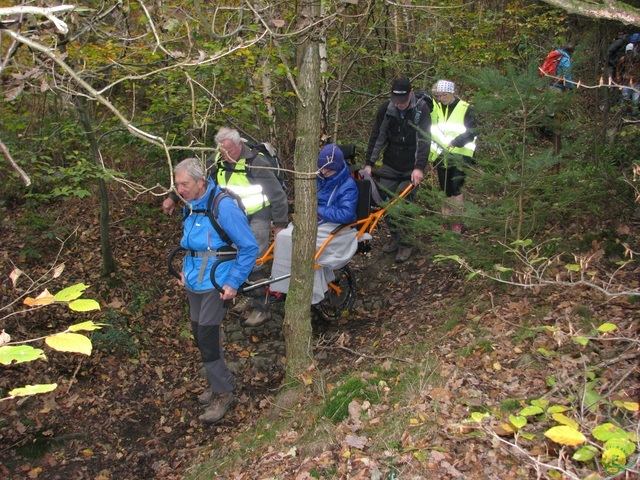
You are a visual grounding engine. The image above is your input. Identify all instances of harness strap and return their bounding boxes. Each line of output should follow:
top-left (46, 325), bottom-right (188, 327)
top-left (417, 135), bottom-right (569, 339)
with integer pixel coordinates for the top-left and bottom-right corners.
top-left (188, 250), bottom-right (219, 283)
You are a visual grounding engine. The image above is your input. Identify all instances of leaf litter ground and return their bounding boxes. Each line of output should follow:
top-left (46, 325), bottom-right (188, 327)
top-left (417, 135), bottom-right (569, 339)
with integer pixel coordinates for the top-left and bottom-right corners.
top-left (0, 197), bottom-right (638, 479)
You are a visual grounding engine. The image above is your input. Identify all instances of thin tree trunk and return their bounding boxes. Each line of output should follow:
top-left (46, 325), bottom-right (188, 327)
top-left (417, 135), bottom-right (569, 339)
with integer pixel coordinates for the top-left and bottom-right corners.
top-left (75, 97), bottom-right (117, 276)
top-left (283, 0), bottom-right (322, 384)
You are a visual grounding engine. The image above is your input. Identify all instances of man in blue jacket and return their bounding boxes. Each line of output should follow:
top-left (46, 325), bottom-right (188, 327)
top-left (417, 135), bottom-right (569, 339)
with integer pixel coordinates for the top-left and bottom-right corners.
top-left (174, 157), bottom-right (258, 423)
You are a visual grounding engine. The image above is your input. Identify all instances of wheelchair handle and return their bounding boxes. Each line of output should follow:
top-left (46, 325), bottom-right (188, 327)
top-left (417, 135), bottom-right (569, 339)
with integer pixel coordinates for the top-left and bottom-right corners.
top-left (168, 246), bottom-right (185, 280)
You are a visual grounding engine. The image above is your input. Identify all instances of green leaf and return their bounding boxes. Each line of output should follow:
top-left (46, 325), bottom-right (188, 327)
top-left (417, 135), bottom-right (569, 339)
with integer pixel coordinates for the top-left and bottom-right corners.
top-left (0, 345), bottom-right (46, 365)
top-left (471, 412), bottom-right (490, 422)
top-left (584, 388), bottom-right (602, 412)
top-left (544, 426), bottom-right (586, 446)
top-left (494, 264), bottom-right (512, 272)
top-left (546, 376), bottom-right (556, 386)
top-left (68, 299), bottom-right (101, 312)
top-left (68, 321), bottom-right (105, 332)
top-left (519, 405), bottom-right (544, 417)
top-left (597, 323), bottom-right (617, 333)
top-left (592, 423), bottom-right (628, 442)
top-left (537, 347), bottom-right (555, 357)
top-left (565, 264), bottom-right (580, 272)
top-left (509, 415), bottom-right (527, 429)
top-left (8, 383), bottom-right (58, 397)
top-left (573, 445), bottom-right (598, 462)
top-left (530, 399), bottom-right (549, 409)
top-left (571, 336), bottom-right (589, 346)
top-left (54, 283), bottom-right (89, 302)
top-left (45, 333), bottom-right (92, 355)
top-left (520, 432), bottom-right (536, 440)
top-left (604, 437), bottom-right (636, 456)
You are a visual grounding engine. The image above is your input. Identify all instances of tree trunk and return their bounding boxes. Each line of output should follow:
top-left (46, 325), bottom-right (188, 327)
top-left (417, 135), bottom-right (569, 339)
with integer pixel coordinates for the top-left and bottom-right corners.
top-left (74, 97), bottom-right (117, 276)
top-left (283, 0), bottom-right (322, 384)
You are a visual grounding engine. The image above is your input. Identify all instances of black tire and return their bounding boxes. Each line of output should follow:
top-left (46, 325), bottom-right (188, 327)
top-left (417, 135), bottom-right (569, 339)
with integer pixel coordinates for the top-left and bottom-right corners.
top-left (313, 266), bottom-right (356, 322)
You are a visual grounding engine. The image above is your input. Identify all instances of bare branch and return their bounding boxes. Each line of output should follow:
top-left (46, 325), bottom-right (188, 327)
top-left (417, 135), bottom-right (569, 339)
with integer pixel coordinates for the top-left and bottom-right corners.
top-left (0, 138), bottom-right (30, 186)
top-left (541, 0), bottom-right (640, 26)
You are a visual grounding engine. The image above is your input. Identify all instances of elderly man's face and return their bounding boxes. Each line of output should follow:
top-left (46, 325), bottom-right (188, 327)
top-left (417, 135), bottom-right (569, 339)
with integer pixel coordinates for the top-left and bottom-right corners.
top-left (218, 139), bottom-right (242, 163)
top-left (175, 171), bottom-right (205, 201)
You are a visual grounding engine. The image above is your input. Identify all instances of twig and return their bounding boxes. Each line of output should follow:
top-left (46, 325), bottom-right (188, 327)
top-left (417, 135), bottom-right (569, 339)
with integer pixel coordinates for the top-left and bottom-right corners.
top-left (316, 344), bottom-right (415, 364)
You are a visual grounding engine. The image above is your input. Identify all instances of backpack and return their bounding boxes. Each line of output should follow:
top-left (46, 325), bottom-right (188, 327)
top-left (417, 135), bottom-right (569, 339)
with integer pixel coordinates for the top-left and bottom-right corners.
top-left (539, 50), bottom-right (563, 77)
top-left (245, 141), bottom-right (287, 190)
top-left (184, 187), bottom-right (246, 247)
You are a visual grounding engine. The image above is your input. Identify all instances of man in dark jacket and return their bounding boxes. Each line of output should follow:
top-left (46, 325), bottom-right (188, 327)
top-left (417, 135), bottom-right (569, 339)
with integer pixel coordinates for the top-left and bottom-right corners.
top-left (364, 77), bottom-right (431, 263)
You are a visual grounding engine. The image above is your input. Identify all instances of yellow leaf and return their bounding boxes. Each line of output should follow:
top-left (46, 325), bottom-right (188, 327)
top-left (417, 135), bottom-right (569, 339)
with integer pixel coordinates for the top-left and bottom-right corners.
top-left (54, 283), bottom-right (89, 302)
top-left (45, 333), bottom-right (92, 355)
top-left (24, 289), bottom-right (55, 307)
top-left (81, 448), bottom-right (94, 457)
top-left (597, 323), bottom-right (617, 333)
top-left (552, 413), bottom-right (579, 429)
top-left (602, 448), bottom-right (626, 474)
top-left (68, 299), bottom-right (101, 312)
top-left (544, 426), bottom-right (586, 446)
top-left (68, 321), bottom-right (104, 332)
top-left (613, 400), bottom-right (639, 412)
top-left (493, 362), bottom-right (501, 370)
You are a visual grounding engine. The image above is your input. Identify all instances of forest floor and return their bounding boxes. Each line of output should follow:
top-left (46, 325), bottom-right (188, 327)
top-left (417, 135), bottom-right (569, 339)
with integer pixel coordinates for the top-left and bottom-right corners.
top-left (0, 194), bottom-right (638, 480)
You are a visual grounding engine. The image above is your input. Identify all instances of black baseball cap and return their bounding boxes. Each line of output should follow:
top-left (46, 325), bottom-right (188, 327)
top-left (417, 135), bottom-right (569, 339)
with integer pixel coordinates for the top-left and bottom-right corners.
top-left (390, 77), bottom-right (412, 104)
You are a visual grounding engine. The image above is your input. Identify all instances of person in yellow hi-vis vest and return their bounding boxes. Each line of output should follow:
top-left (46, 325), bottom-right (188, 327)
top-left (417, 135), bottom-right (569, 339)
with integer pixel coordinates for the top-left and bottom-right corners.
top-left (429, 80), bottom-right (478, 233)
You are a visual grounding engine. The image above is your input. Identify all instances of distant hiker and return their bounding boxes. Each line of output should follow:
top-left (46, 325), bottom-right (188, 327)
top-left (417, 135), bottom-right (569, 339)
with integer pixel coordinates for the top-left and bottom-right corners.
top-left (163, 127), bottom-right (289, 328)
top-left (607, 32), bottom-right (640, 82)
top-left (364, 77), bottom-right (431, 263)
top-left (616, 43), bottom-right (640, 118)
top-left (270, 144), bottom-right (358, 304)
top-left (429, 80), bottom-right (478, 233)
top-left (173, 157), bottom-right (258, 424)
top-left (546, 44), bottom-right (575, 93)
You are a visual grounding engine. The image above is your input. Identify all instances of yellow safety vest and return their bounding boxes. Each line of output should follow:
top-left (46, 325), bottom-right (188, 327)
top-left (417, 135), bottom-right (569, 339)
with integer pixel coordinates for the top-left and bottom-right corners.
top-left (214, 156), bottom-right (270, 215)
top-left (429, 100), bottom-right (477, 163)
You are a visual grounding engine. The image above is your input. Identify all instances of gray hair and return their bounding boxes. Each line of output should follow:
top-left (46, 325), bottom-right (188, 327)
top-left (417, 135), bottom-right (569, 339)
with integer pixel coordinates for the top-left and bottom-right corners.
top-left (214, 127), bottom-right (241, 146)
top-left (174, 157), bottom-right (205, 181)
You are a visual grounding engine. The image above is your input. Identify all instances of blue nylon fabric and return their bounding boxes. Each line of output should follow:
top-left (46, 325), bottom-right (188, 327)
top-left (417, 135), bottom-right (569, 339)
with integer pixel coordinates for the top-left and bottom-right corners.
top-left (181, 180), bottom-right (258, 292)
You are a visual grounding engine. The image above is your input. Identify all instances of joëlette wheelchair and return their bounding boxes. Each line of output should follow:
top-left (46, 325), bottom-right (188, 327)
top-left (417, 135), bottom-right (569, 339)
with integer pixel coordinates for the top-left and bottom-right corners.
top-left (168, 177), bottom-right (414, 322)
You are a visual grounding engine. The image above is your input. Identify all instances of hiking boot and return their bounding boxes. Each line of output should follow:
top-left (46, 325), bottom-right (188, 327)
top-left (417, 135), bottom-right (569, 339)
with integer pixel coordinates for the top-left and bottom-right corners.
top-left (451, 223), bottom-right (463, 234)
top-left (198, 391), bottom-right (234, 424)
top-left (244, 309), bottom-right (271, 327)
top-left (395, 246), bottom-right (413, 263)
top-left (232, 296), bottom-right (252, 314)
top-left (198, 389), bottom-right (212, 405)
top-left (382, 239), bottom-right (400, 254)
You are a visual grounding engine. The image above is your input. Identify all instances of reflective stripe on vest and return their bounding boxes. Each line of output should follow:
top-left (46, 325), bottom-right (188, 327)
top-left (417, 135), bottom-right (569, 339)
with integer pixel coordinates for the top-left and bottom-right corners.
top-left (215, 157), bottom-right (269, 215)
top-left (429, 100), bottom-right (476, 162)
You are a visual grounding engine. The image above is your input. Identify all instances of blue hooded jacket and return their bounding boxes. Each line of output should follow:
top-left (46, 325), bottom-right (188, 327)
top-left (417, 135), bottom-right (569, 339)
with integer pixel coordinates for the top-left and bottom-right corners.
top-left (551, 49), bottom-right (573, 90)
top-left (181, 180), bottom-right (258, 292)
top-left (317, 162), bottom-right (358, 225)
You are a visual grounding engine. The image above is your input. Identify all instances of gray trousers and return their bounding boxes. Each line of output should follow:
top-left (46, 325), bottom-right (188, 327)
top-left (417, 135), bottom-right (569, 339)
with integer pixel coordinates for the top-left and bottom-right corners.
top-left (187, 289), bottom-right (235, 393)
top-left (378, 164), bottom-right (415, 246)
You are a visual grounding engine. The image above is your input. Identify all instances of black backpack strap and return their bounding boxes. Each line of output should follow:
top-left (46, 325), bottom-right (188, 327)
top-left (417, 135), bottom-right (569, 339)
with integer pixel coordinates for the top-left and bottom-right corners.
top-left (207, 190), bottom-right (233, 246)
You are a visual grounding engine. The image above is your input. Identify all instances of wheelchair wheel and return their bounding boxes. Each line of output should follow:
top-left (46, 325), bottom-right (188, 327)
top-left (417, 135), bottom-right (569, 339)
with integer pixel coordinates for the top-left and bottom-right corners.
top-left (313, 266), bottom-right (356, 322)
